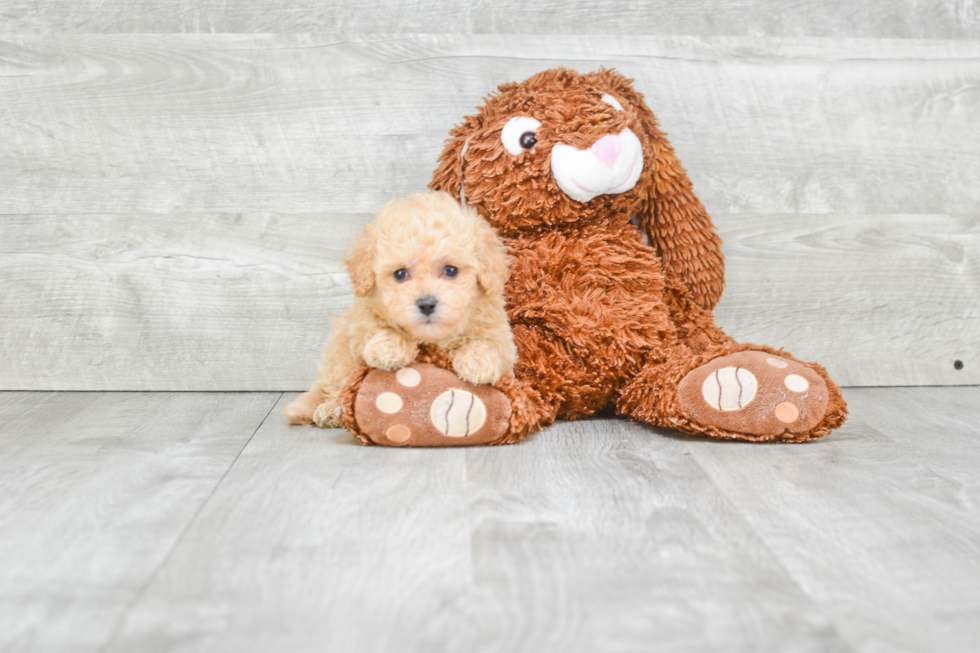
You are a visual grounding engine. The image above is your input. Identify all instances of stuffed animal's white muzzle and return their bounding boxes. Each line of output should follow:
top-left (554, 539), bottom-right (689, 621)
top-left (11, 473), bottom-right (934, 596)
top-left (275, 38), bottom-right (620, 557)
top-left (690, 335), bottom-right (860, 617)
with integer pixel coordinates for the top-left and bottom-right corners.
top-left (551, 128), bottom-right (644, 203)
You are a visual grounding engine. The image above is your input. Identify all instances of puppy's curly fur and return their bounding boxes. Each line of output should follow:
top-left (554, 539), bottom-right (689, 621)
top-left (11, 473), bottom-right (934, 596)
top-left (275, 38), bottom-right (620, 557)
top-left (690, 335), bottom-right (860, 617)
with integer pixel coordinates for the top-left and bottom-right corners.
top-left (283, 191), bottom-right (516, 427)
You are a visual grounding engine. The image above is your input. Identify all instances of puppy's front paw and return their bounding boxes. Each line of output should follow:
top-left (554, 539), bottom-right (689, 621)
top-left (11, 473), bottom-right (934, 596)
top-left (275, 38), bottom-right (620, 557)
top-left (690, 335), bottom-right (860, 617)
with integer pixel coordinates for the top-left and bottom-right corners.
top-left (363, 331), bottom-right (418, 371)
top-left (452, 341), bottom-right (506, 385)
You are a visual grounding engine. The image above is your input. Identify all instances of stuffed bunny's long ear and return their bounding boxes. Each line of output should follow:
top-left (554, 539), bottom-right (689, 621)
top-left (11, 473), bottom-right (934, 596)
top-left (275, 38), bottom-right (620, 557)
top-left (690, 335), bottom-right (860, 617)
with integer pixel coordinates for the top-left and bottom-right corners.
top-left (598, 70), bottom-right (726, 310)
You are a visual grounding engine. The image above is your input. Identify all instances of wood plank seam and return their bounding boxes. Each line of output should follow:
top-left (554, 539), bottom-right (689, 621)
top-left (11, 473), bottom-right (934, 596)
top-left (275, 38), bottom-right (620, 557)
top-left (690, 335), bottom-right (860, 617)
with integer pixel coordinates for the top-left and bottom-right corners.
top-left (96, 391), bottom-right (284, 653)
top-left (676, 437), bottom-right (862, 653)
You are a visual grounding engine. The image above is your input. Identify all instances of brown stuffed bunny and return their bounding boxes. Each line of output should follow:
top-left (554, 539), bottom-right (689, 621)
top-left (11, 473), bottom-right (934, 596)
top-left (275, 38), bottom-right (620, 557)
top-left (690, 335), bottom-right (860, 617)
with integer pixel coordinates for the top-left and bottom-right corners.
top-left (335, 67), bottom-right (847, 446)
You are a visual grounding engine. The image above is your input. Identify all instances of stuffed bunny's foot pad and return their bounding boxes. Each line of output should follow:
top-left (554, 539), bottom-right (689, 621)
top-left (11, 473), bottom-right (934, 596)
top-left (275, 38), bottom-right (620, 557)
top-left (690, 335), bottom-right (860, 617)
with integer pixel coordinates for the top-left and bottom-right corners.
top-left (678, 351), bottom-right (829, 438)
top-left (354, 363), bottom-right (511, 447)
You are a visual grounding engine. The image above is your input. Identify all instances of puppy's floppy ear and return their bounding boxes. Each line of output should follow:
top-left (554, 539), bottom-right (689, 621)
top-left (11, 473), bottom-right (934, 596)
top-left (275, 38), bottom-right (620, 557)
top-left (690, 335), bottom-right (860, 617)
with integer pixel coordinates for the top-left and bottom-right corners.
top-left (472, 214), bottom-right (511, 297)
top-left (344, 223), bottom-right (377, 297)
top-left (593, 68), bottom-right (725, 311)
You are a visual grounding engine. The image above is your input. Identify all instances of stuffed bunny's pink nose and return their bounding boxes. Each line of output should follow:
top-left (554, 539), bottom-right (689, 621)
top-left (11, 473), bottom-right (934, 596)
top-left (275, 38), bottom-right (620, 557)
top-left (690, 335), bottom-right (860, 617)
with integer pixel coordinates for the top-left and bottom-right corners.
top-left (591, 134), bottom-right (623, 167)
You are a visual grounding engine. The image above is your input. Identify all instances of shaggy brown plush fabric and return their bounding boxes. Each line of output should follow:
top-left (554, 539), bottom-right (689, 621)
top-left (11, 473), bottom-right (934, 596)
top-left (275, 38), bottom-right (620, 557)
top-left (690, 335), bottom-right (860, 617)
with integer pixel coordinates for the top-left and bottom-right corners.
top-left (338, 67), bottom-right (847, 445)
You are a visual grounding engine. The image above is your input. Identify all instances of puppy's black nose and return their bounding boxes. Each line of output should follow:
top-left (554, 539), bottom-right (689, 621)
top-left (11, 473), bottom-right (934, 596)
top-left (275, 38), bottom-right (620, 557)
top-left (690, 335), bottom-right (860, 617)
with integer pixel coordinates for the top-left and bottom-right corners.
top-left (417, 296), bottom-right (438, 316)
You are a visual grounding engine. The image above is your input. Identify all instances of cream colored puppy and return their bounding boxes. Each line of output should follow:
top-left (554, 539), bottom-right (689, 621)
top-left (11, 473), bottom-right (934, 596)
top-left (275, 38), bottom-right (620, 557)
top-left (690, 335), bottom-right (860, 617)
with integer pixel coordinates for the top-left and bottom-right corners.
top-left (283, 191), bottom-right (516, 427)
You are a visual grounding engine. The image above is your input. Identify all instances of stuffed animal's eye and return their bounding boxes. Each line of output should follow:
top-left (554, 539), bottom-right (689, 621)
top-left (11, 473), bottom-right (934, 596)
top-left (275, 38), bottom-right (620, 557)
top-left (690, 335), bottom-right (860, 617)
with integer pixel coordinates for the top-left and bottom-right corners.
top-left (443, 265), bottom-right (459, 278)
top-left (602, 94), bottom-right (624, 111)
top-left (393, 268), bottom-right (409, 282)
top-left (501, 116), bottom-right (542, 155)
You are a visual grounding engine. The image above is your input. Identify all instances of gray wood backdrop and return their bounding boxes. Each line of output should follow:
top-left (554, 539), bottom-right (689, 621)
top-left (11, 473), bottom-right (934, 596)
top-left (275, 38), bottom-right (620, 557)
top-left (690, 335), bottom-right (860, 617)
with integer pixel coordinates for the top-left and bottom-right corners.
top-left (1, 3), bottom-right (978, 390)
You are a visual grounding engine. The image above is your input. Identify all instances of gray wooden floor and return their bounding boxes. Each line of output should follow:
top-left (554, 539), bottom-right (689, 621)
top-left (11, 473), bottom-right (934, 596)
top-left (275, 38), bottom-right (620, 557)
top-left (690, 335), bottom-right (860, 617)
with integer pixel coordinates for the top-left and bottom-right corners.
top-left (1, 388), bottom-right (978, 652)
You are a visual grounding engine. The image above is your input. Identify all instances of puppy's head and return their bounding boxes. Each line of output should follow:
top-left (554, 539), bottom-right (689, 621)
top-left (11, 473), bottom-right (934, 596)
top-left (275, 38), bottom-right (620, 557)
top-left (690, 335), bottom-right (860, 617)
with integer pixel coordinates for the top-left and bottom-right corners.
top-left (345, 191), bottom-right (509, 342)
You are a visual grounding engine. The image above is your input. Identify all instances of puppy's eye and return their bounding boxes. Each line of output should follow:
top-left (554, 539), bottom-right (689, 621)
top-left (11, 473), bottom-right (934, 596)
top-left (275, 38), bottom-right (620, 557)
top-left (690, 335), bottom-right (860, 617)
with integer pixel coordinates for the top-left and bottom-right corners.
top-left (393, 268), bottom-right (409, 282)
top-left (443, 265), bottom-right (459, 278)
top-left (501, 116), bottom-right (542, 155)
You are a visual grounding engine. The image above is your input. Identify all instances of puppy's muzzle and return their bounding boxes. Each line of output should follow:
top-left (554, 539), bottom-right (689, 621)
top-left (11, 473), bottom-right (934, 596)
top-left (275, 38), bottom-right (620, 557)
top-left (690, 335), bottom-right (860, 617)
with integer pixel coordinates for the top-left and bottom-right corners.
top-left (416, 296), bottom-right (438, 317)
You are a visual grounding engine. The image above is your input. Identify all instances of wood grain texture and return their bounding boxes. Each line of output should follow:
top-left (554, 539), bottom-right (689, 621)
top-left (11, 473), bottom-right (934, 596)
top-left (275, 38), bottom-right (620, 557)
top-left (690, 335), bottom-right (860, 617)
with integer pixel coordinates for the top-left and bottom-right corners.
top-left (104, 394), bottom-right (851, 653)
top-left (4, 387), bottom-right (980, 651)
top-left (0, 212), bottom-right (364, 391)
top-left (104, 394), bottom-right (479, 653)
top-left (2, 212), bottom-right (975, 390)
top-left (842, 386), bottom-right (980, 490)
top-left (0, 391), bottom-right (280, 653)
top-left (1, 35), bottom-right (979, 216)
top-left (1, 34), bottom-right (978, 389)
top-left (2, 1), bottom-right (980, 39)
top-left (687, 386), bottom-right (980, 652)
top-left (713, 213), bottom-right (980, 387)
